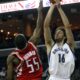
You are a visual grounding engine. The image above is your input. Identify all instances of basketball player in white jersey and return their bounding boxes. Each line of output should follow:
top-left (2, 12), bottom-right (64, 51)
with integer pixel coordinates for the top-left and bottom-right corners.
top-left (44, 0), bottom-right (75, 80)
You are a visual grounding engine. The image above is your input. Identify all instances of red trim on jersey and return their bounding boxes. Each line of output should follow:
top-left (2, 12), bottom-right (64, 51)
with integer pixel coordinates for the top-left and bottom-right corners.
top-left (12, 52), bottom-right (23, 61)
top-left (28, 41), bottom-right (37, 50)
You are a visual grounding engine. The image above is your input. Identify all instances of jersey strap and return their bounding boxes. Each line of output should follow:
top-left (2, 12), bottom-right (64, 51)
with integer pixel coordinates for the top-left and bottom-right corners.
top-left (28, 41), bottom-right (37, 50)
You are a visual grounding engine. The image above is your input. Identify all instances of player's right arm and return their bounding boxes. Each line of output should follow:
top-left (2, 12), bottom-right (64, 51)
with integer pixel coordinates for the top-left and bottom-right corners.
top-left (44, 3), bottom-right (55, 54)
top-left (56, 1), bottom-right (75, 51)
top-left (7, 53), bottom-right (15, 80)
top-left (29, 0), bottom-right (43, 45)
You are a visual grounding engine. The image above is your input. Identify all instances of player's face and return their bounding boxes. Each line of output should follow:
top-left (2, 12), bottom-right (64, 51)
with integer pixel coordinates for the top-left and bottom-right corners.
top-left (54, 29), bottom-right (65, 42)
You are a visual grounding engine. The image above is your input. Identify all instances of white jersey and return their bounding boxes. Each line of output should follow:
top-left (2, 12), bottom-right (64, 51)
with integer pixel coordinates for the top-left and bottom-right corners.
top-left (49, 43), bottom-right (75, 79)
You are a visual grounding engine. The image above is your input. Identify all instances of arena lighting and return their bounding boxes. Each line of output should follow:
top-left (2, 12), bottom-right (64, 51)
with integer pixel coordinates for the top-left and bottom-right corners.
top-left (0, 0), bottom-right (80, 14)
top-left (9, 37), bottom-right (12, 39)
top-left (5, 37), bottom-right (8, 40)
top-left (14, 33), bottom-right (18, 36)
top-left (14, 33), bottom-right (16, 36)
top-left (7, 31), bottom-right (10, 35)
top-left (0, 29), bottom-right (4, 33)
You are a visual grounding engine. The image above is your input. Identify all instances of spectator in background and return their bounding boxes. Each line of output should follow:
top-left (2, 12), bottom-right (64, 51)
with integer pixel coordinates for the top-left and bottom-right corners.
top-left (0, 67), bottom-right (6, 80)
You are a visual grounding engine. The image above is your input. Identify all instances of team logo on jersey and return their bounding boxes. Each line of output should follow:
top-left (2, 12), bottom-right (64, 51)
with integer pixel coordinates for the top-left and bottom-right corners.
top-left (53, 48), bottom-right (69, 54)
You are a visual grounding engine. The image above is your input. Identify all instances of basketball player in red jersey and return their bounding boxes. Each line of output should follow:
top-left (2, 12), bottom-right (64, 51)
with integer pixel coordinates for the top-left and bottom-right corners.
top-left (7, 0), bottom-right (43, 80)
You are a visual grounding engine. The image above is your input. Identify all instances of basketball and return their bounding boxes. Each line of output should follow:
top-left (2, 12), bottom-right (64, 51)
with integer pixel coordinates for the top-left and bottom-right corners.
top-left (50, 0), bottom-right (62, 4)
top-left (50, 0), bottom-right (55, 4)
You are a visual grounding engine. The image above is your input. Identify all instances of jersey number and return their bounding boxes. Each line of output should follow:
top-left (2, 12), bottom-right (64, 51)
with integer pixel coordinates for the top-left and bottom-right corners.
top-left (26, 57), bottom-right (40, 73)
top-left (58, 54), bottom-right (65, 63)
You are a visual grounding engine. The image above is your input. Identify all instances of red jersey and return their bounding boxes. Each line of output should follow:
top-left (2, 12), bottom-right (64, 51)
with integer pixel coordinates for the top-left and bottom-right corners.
top-left (11, 42), bottom-right (43, 80)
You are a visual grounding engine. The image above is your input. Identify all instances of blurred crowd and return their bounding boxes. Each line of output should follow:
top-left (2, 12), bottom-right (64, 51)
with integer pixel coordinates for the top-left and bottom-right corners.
top-left (0, 20), bottom-right (80, 49)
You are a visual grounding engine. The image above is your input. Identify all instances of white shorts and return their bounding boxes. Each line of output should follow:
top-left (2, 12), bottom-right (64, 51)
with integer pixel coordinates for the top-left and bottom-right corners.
top-left (48, 76), bottom-right (70, 80)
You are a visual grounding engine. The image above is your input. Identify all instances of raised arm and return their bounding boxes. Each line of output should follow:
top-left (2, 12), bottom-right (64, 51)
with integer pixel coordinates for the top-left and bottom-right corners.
top-left (29, 0), bottom-right (43, 45)
top-left (44, 3), bottom-right (55, 54)
top-left (7, 54), bottom-right (14, 80)
top-left (56, 0), bottom-right (75, 50)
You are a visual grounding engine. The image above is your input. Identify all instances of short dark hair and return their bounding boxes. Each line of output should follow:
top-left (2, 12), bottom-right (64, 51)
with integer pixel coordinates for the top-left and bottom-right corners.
top-left (14, 34), bottom-right (27, 50)
top-left (56, 26), bottom-right (66, 37)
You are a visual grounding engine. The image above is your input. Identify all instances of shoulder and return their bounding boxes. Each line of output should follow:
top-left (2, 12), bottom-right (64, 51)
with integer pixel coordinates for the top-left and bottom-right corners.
top-left (67, 40), bottom-right (75, 51)
top-left (64, 43), bottom-right (72, 47)
top-left (64, 43), bottom-right (69, 46)
top-left (64, 43), bottom-right (75, 52)
top-left (7, 52), bottom-right (16, 65)
top-left (28, 41), bottom-right (37, 50)
top-left (7, 52), bottom-right (17, 59)
top-left (47, 42), bottom-right (55, 55)
top-left (50, 43), bottom-right (56, 50)
top-left (63, 43), bottom-right (71, 49)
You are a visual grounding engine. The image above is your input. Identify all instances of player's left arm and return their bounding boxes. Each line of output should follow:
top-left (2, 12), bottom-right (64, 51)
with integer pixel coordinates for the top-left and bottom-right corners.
top-left (7, 54), bottom-right (14, 80)
top-left (56, 1), bottom-right (75, 51)
top-left (29, 0), bottom-right (43, 45)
